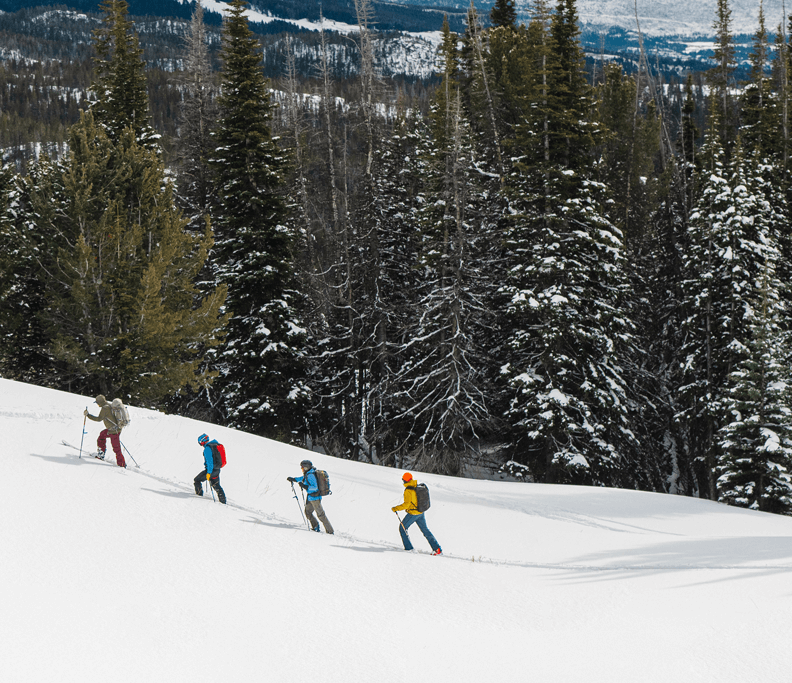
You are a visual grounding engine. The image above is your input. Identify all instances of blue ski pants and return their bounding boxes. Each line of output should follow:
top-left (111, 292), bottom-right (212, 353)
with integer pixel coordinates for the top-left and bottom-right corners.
top-left (399, 512), bottom-right (441, 552)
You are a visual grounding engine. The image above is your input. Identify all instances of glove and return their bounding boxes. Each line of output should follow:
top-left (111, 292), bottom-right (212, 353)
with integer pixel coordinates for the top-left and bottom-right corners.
top-left (83, 409), bottom-right (88, 417)
top-left (299, 482), bottom-right (307, 490)
top-left (392, 507), bottom-right (398, 512)
top-left (287, 476), bottom-right (295, 483)
top-left (206, 473), bottom-right (212, 481)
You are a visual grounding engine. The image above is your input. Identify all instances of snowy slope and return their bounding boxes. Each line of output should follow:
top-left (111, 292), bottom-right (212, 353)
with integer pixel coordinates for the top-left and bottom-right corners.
top-left (2, 377), bottom-right (791, 682)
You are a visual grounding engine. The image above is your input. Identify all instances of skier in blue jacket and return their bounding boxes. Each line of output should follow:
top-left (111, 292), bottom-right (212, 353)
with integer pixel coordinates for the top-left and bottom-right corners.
top-left (194, 433), bottom-right (226, 504)
top-left (287, 460), bottom-right (334, 534)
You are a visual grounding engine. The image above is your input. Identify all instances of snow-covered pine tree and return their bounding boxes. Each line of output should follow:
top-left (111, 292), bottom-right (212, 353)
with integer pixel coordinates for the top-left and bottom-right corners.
top-left (716, 256), bottom-right (792, 515)
top-left (677, 113), bottom-right (781, 499)
top-left (0, 163), bottom-right (49, 381)
top-left (501, 0), bottom-right (637, 486)
top-left (209, 0), bottom-right (308, 440)
top-left (677, 114), bottom-right (734, 499)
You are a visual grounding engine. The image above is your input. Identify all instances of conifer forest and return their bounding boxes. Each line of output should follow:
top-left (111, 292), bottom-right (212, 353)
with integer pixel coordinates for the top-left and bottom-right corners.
top-left (3, 0), bottom-right (792, 515)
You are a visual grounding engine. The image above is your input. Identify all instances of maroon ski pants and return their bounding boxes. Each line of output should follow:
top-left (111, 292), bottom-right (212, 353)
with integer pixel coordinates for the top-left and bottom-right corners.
top-left (98, 429), bottom-right (126, 467)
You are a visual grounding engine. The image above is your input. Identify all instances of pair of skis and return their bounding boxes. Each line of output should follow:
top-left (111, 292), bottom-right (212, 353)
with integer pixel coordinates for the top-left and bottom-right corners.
top-left (61, 440), bottom-right (133, 468)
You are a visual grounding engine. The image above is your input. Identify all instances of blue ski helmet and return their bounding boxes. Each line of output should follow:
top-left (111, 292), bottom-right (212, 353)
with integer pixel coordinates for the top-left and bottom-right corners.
top-left (198, 434), bottom-right (209, 446)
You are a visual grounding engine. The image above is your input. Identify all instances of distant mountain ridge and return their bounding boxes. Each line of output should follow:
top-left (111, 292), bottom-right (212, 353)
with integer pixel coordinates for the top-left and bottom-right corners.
top-left (533, 0), bottom-right (781, 37)
top-left (0, 0), bottom-right (775, 84)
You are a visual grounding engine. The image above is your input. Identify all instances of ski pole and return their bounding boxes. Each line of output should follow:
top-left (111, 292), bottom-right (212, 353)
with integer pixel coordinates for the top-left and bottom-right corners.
top-left (120, 441), bottom-right (139, 467)
top-left (394, 511), bottom-right (409, 535)
top-left (79, 407), bottom-right (87, 459)
top-left (290, 481), bottom-right (308, 526)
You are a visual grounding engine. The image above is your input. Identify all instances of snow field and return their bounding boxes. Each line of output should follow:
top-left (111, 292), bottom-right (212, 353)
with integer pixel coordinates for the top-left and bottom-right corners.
top-left (2, 377), bottom-right (791, 682)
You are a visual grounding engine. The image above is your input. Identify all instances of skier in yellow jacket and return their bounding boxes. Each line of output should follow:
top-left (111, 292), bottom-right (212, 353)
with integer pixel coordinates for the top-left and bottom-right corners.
top-left (392, 472), bottom-right (441, 555)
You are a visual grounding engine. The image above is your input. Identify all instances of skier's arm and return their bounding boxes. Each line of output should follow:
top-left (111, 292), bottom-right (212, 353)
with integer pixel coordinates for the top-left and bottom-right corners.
top-left (393, 488), bottom-right (417, 512)
top-left (305, 472), bottom-right (319, 496)
top-left (203, 445), bottom-right (214, 472)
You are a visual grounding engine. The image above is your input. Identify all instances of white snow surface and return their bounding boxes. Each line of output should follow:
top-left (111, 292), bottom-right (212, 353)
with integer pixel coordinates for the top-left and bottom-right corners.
top-left (2, 377), bottom-right (792, 682)
top-left (198, 0), bottom-right (361, 34)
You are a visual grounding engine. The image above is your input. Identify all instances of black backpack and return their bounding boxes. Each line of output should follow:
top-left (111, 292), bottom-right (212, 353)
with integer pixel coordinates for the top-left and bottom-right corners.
top-left (415, 483), bottom-right (431, 512)
top-left (315, 469), bottom-right (331, 496)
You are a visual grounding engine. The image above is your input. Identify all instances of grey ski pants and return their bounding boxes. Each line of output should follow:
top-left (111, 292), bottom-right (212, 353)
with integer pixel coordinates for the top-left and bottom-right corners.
top-left (305, 499), bottom-right (334, 534)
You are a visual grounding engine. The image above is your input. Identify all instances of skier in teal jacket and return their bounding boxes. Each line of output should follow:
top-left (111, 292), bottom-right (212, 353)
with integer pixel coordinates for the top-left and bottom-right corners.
top-left (288, 459), bottom-right (333, 534)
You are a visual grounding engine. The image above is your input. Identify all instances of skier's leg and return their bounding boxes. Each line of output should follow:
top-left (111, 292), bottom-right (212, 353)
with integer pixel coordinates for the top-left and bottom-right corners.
top-left (399, 513), bottom-right (416, 550)
top-left (415, 514), bottom-right (441, 552)
top-left (305, 500), bottom-right (319, 530)
top-left (109, 432), bottom-right (125, 467)
top-left (312, 500), bottom-right (334, 534)
top-left (97, 428), bottom-right (108, 455)
top-left (194, 470), bottom-right (207, 495)
top-left (210, 472), bottom-right (226, 504)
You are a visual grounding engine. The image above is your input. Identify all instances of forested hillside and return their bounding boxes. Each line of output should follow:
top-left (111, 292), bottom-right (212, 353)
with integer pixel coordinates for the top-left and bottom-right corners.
top-left (2, 0), bottom-right (792, 516)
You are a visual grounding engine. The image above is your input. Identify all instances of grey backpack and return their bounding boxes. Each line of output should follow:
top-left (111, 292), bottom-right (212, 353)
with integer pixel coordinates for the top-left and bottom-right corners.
top-left (111, 399), bottom-right (131, 429)
top-left (415, 483), bottom-right (431, 512)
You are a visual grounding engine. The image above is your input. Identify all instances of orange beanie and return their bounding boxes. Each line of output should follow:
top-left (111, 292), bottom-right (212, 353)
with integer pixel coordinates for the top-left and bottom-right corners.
top-left (402, 472), bottom-right (413, 482)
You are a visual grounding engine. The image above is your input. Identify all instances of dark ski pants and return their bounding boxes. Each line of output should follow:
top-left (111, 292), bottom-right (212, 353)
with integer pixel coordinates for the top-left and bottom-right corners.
top-left (194, 469), bottom-right (226, 504)
top-left (98, 429), bottom-right (125, 468)
top-left (305, 499), bottom-right (334, 534)
top-left (399, 513), bottom-right (440, 552)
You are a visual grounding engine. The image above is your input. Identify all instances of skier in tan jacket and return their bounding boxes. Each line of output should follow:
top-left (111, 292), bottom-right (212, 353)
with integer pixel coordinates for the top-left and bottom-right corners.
top-left (84, 395), bottom-right (126, 468)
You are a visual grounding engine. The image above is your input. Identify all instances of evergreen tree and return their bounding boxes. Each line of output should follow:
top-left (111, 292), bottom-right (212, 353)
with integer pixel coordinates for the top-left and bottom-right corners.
top-left (29, 111), bottom-right (227, 404)
top-left (462, 3), bottom-right (511, 175)
top-left (502, 176), bottom-right (637, 485)
top-left (708, 0), bottom-right (737, 155)
top-left (677, 118), bottom-right (733, 499)
top-left (489, 0), bottom-right (517, 29)
top-left (595, 63), bottom-right (661, 245)
top-left (175, 3), bottom-right (218, 231)
top-left (90, 0), bottom-right (157, 148)
top-left (740, 0), bottom-right (779, 161)
top-left (677, 74), bottom-right (700, 214)
top-left (501, 0), bottom-right (635, 486)
top-left (677, 118), bottom-right (780, 498)
top-left (355, 112), bottom-right (425, 465)
top-left (716, 258), bottom-right (792, 515)
top-left (548, 0), bottom-right (594, 170)
top-left (209, 0), bottom-right (308, 439)
top-left (641, 158), bottom-right (699, 495)
top-left (0, 163), bottom-right (47, 381)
